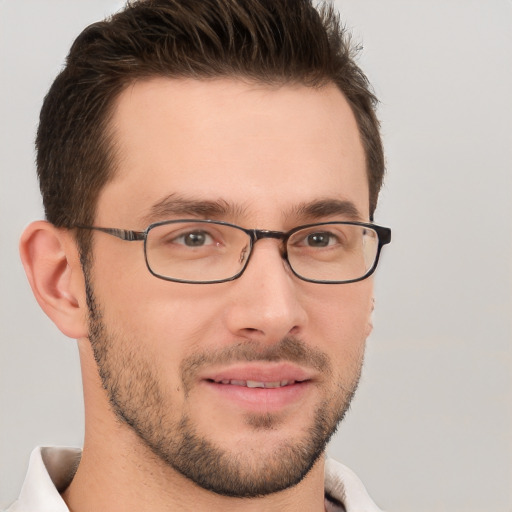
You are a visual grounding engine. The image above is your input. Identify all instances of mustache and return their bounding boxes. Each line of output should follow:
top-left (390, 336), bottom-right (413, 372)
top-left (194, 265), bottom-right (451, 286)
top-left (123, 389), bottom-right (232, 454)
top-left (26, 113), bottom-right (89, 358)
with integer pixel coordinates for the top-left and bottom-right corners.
top-left (180, 337), bottom-right (331, 393)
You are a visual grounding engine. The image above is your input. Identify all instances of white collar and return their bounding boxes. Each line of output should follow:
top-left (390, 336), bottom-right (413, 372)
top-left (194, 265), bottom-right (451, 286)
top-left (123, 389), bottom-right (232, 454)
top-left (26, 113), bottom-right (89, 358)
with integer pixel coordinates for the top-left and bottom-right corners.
top-left (324, 458), bottom-right (383, 512)
top-left (9, 447), bottom-right (80, 512)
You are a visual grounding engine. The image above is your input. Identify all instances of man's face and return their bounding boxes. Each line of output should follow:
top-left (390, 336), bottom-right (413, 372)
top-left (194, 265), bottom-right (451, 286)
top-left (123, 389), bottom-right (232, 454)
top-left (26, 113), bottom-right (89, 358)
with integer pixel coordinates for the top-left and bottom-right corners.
top-left (86, 78), bottom-right (372, 496)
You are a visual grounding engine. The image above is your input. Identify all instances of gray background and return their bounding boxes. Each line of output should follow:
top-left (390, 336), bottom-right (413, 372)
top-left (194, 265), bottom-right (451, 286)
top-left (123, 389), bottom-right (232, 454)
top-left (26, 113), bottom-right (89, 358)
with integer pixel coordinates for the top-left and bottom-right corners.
top-left (1, 1), bottom-right (511, 511)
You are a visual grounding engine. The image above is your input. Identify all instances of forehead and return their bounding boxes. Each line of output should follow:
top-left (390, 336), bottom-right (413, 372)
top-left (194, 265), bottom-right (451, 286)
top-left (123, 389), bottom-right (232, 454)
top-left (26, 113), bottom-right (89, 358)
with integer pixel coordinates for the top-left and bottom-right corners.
top-left (98, 77), bottom-right (368, 227)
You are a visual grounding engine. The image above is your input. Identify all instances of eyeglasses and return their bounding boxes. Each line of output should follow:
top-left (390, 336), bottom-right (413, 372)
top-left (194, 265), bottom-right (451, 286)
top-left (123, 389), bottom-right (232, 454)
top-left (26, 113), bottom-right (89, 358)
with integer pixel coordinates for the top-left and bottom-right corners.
top-left (76, 219), bottom-right (391, 284)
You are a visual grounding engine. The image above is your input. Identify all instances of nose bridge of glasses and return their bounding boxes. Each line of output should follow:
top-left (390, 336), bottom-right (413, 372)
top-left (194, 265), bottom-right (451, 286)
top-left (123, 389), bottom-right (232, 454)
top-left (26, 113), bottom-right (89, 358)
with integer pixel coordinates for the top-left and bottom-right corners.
top-left (245, 229), bottom-right (289, 267)
top-left (251, 229), bottom-right (289, 256)
top-left (252, 229), bottom-right (286, 241)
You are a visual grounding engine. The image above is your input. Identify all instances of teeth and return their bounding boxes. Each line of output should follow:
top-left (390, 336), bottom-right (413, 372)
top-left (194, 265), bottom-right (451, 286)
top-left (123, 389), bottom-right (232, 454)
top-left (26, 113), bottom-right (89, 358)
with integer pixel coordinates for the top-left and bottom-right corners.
top-left (246, 380), bottom-right (265, 388)
top-left (216, 379), bottom-right (295, 388)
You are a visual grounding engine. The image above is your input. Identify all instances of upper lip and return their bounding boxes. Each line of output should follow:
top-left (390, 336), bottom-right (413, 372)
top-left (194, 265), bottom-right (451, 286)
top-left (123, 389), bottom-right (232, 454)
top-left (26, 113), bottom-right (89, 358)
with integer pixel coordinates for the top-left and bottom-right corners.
top-left (199, 362), bottom-right (316, 385)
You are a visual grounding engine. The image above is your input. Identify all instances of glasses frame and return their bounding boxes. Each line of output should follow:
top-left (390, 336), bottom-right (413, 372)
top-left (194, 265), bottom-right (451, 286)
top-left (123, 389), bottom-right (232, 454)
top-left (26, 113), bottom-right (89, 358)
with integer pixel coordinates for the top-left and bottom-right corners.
top-left (76, 219), bottom-right (391, 284)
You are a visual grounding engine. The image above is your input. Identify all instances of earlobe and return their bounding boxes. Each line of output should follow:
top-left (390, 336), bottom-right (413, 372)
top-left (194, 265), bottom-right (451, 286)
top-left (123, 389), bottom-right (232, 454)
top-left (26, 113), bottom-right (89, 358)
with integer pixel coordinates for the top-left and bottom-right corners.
top-left (19, 220), bottom-right (88, 339)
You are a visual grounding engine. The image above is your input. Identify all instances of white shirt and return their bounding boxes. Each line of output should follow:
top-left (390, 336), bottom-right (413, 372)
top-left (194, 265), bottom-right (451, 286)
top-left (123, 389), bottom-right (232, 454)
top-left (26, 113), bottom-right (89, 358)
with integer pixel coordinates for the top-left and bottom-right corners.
top-left (6, 447), bottom-right (383, 512)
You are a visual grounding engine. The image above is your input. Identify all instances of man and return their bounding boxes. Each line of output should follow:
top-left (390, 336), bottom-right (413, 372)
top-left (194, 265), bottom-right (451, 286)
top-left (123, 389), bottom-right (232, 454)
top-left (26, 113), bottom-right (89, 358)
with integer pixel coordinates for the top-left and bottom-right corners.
top-left (10, 0), bottom-right (390, 510)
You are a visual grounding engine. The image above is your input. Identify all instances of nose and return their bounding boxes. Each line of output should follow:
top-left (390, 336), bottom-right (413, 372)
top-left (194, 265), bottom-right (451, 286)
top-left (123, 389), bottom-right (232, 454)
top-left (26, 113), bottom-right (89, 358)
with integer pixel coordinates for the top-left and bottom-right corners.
top-left (223, 239), bottom-right (308, 343)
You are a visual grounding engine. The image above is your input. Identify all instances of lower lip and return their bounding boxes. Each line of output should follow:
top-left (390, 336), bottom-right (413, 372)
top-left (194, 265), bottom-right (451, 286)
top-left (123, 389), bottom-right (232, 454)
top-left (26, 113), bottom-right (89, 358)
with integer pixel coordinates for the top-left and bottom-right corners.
top-left (201, 380), bottom-right (312, 413)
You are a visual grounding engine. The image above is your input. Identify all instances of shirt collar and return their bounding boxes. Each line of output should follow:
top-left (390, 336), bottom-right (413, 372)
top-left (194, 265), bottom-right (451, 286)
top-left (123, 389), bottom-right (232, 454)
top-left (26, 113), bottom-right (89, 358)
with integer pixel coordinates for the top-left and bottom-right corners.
top-left (9, 447), bottom-right (80, 512)
top-left (324, 458), bottom-right (383, 512)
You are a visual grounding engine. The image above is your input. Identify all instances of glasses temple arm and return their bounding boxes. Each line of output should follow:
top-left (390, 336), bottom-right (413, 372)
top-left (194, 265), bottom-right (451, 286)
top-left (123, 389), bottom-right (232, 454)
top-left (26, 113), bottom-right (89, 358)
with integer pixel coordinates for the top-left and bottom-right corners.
top-left (75, 225), bottom-right (145, 241)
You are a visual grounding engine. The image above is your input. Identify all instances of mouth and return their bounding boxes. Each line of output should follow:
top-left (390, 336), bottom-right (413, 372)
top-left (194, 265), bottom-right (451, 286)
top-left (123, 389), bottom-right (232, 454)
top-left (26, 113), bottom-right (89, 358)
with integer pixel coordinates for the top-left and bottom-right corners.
top-left (198, 363), bottom-right (315, 412)
top-left (207, 378), bottom-right (303, 389)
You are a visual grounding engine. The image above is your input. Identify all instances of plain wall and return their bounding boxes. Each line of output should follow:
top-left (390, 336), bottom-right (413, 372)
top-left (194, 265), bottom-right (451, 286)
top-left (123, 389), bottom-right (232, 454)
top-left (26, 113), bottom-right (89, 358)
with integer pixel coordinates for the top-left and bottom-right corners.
top-left (1, 2), bottom-right (511, 511)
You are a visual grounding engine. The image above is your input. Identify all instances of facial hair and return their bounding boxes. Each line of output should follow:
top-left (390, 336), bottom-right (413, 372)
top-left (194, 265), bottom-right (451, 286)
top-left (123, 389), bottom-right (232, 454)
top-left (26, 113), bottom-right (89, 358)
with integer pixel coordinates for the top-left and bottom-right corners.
top-left (85, 273), bottom-right (363, 498)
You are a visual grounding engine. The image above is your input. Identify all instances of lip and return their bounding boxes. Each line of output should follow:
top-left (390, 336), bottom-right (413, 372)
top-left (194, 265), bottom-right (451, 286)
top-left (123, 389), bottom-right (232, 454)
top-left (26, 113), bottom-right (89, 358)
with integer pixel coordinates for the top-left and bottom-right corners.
top-left (198, 362), bottom-right (316, 412)
top-left (203, 362), bottom-right (314, 383)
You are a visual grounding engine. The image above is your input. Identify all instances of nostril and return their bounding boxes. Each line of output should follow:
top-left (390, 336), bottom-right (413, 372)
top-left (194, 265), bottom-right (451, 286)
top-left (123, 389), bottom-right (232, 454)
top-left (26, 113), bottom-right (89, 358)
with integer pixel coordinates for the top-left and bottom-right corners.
top-left (288, 325), bottom-right (301, 336)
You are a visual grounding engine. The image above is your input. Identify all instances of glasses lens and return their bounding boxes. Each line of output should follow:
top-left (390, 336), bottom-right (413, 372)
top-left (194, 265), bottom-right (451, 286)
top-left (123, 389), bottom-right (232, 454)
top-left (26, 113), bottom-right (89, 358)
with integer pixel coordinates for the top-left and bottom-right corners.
top-left (145, 221), bottom-right (251, 282)
top-left (287, 224), bottom-right (379, 282)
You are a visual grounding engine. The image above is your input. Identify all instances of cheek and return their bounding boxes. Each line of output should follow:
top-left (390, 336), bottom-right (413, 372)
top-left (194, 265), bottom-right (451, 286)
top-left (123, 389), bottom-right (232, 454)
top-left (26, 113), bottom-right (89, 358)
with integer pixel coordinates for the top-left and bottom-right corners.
top-left (92, 262), bottom-right (226, 366)
top-left (308, 281), bottom-right (372, 356)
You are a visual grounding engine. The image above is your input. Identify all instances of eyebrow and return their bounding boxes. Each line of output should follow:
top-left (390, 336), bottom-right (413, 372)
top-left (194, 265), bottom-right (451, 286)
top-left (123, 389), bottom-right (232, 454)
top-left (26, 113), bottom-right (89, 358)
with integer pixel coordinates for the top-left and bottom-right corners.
top-left (291, 199), bottom-right (364, 221)
top-left (140, 194), bottom-right (247, 225)
top-left (140, 195), bottom-right (364, 227)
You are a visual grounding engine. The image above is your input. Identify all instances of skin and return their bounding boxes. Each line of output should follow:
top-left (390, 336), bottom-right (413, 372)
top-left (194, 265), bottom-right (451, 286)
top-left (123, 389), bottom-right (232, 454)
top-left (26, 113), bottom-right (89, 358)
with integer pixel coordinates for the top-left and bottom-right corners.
top-left (21, 78), bottom-right (373, 512)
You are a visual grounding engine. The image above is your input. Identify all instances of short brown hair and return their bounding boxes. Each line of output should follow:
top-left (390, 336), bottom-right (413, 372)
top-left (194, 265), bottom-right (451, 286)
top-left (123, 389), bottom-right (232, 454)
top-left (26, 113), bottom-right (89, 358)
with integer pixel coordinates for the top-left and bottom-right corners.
top-left (37, 0), bottom-right (384, 240)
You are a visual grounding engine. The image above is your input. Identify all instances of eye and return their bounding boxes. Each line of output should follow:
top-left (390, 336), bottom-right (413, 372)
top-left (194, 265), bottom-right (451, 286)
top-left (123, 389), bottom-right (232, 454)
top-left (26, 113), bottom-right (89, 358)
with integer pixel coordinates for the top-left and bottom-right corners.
top-left (304, 231), bottom-right (337, 247)
top-left (175, 230), bottom-right (214, 247)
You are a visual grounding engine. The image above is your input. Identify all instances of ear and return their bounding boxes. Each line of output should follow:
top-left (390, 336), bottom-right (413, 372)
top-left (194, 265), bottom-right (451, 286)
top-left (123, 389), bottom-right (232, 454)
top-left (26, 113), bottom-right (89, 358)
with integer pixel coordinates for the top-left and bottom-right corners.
top-left (20, 221), bottom-right (89, 339)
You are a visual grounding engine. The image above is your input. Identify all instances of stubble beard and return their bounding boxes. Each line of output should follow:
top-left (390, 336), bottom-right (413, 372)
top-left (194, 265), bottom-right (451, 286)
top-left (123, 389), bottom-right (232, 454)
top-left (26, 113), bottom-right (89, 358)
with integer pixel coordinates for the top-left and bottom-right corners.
top-left (84, 273), bottom-right (363, 498)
